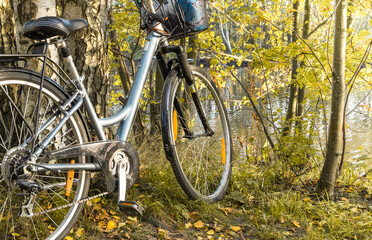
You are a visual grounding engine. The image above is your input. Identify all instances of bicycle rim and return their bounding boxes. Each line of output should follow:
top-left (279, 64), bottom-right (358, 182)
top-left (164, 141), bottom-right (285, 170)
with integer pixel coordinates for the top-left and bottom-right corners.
top-left (0, 72), bottom-right (90, 240)
top-left (162, 66), bottom-right (232, 202)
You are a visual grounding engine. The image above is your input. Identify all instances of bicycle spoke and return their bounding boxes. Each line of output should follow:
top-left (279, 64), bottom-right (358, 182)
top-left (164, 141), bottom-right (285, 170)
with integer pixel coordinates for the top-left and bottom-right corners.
top-left (9, 101), bottom-right (22, 146)
top-left (31, 217), bottom-right (40, 240)
top-left (34, 201), bottom-right (59, 228)
top-left (19, 87), bottom-right (32, 144)
top-left (162, 66), bottom-right (232, 201)
top-left (0, 191), bottom-right (11, 222)
top-left (0, 74), bottom-right (89, 239)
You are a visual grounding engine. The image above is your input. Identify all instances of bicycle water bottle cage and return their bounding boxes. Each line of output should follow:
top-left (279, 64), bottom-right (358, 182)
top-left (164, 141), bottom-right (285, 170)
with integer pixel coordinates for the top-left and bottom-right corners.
top-left (23, 17), bottom-right (88, 40)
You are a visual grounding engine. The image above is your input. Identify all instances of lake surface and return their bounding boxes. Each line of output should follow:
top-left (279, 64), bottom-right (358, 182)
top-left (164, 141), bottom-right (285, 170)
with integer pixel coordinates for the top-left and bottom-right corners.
top-left (219, 72), bottom-right (372, 170)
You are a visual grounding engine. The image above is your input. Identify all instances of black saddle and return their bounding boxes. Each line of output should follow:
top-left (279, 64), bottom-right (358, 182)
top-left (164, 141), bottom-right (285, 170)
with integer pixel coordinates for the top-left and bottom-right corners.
top-left (23, 17), bottom-right (88, 40)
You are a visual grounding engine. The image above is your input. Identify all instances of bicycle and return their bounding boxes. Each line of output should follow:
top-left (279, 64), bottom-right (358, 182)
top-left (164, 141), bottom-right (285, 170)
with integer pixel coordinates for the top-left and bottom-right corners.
top-left (0, 0), bottom-right (232, 239)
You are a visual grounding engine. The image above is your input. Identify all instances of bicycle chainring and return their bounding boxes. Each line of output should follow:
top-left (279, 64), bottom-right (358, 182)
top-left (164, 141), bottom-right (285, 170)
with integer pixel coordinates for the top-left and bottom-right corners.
top-left (100, 141), bottom-right (140, 192)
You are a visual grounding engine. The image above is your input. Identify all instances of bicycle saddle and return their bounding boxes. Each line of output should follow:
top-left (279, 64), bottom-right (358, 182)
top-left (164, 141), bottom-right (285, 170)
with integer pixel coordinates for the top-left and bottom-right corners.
top-left (23, 17), bottom-right (88, 40)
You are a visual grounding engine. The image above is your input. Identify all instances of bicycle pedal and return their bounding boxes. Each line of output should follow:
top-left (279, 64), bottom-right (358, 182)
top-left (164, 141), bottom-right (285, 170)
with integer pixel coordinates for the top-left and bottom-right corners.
top-left (118, 201), bottom-right (144, 216)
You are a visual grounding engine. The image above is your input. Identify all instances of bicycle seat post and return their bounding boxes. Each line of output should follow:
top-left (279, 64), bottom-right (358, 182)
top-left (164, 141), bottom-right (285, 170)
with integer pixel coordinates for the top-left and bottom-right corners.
top-left (56, 40), bottom-right (80, 80)
top-left (56, 40), bottom-right (106, 140)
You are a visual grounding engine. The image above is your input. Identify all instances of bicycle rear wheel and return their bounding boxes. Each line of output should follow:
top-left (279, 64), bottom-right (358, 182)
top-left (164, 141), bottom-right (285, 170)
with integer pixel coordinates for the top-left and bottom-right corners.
top-left (161, 65), bottom-right (232, 202)
top-left (0, 69), bottom-right (90, 240)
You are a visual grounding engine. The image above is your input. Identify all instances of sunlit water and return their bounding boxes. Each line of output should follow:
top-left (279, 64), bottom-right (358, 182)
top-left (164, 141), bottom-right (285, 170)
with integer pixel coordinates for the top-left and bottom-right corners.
top-left (220, 74), bottom-right (372, 171)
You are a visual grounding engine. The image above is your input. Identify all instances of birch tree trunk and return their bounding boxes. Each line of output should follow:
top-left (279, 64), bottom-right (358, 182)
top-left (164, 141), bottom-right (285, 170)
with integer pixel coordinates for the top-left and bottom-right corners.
top-left (316, 0), bottom-right (347, 196)
top-left (58, 0), bottom-right (111, 121)
top-left (1, 0), bottom-right (111, 138)
top-left (0, 0), bottom-right (16, 54)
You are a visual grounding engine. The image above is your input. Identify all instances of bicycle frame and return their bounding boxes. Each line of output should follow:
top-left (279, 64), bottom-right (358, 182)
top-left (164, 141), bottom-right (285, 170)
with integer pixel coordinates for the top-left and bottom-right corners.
top-left (29, 31), bottom-right (164, 170)
top-left (0, 17), bottom-right (212, 174)
top-left (0, 0), bottom-right (228, 231)
top-left (0, 30), bottom-right (164, 172)
top-left (69, 33), bottom-right (164, 141)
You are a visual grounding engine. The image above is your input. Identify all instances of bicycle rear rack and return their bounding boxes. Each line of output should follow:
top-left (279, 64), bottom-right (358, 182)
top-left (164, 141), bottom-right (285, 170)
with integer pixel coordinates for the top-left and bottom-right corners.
top-left (0, 42), bottom-right (48, 64)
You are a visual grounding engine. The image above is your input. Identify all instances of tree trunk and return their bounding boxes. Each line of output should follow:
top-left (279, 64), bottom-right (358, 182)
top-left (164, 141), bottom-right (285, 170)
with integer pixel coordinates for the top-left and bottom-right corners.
top-left (1, 1), bottom-right (111, 138)
top-left (295, 0), bottom-right (311, 130)
top-left (316, 0), bottom-right (347, 197)
top-left (58, 0), bottom-right (111, 121)
top-left (282, 0), bottom-right (300, 136)
top-left (219, 21), bottom-right (232, 54)
top-left (0, 0), bottom-right (16, 54)
top-left (346, 0), bottom-right (354, 34)
top-left (150, 65), bottom-right (163, 134)
top-left (187, 35), bottom-right (198, 64)
top-left (110, 27), bottom-right (145, 141)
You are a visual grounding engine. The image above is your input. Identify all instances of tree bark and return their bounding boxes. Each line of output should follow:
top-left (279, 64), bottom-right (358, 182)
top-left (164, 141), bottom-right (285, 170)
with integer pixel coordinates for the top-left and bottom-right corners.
top-left (58, 0), bottom-right (111, 123)
top-left (149, 65), bottom-right (163, 134)
top-left (0, 0), bottom-right (16, 54)
top-left (1, 1), bottom-right (111, 138)
top-left (295, 0), bottom-right (311, 130)
top-left (316, 0), bottom-right (347, 197)
top-left (187, 35), bottom-right (198, 64)
top-left (346, 0), bottom-right (354, 34)
top-left (282, 0), bottom-right (300, 136)
top-left (110, 27), bottom-right (145, 141)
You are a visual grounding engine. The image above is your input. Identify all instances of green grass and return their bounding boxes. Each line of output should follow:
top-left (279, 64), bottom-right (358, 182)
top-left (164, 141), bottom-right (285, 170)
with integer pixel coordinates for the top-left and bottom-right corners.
top-left (69, 135), bottom-right (372, 239)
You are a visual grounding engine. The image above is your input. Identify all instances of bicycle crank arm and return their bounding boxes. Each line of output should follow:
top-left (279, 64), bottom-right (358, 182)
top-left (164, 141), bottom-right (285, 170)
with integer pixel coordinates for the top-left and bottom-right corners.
top-left (33, 162), bottom-right (101, 172)
top-left (117, 159), bottom-right (144, 216)
top-left (40, 140), bottom-right (140, 193)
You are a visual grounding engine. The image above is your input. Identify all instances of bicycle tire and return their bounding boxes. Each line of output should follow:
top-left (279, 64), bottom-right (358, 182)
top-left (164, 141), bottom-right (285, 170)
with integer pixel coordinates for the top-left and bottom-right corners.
top-left (0, 69), bottom-right (90, 240)
top-left (161, 65), bottom-right (232, 202)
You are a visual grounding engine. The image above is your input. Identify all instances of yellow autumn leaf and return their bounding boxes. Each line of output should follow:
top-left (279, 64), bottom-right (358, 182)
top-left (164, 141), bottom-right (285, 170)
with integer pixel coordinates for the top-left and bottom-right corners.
top-left (293, 220), bottom-right (301, 228)
top-left (75, 228), bottom-right (85, 237)
top-left (193, 220), bottom-right (204, 229)
top-left (127, 216), bottom-right (138, 223)
top-left (230, 226), bottom-right (241, 232)
top-left (185, 222), bottom-right (193, 229)
top-left (65, 237), bottom-right (73, 240)
top-left (98, 221), bottom-right (106, 227)
top-left (107, 220), bottom-right (117, 230)
top-left (92, 197), bottom-right (101, 203)
top-left (206, 229), bottom-right (215, 235)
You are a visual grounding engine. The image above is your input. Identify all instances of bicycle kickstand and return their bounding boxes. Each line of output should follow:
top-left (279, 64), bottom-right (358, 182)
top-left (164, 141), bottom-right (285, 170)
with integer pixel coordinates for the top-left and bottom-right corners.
top-left (117, 159), bottom-right (144, 216)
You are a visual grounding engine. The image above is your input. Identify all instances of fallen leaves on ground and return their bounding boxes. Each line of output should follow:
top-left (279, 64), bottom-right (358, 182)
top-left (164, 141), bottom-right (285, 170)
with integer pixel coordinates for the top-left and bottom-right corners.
top-left (230, 226), bottom-right (241, 232)
top-left (193, 220), bottom-right (205, 229)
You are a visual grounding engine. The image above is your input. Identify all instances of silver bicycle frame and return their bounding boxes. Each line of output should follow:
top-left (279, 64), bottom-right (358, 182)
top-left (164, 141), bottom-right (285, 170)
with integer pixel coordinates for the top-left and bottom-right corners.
top-left (32, 30), bottom-right (165, 160)
top-left (27, 0), bottom-right (167, 174)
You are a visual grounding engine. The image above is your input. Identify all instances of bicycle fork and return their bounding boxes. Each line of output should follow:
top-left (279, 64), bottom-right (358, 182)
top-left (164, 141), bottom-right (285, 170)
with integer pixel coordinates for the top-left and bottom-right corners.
top-left (157, 45), bottom-right (215, 137)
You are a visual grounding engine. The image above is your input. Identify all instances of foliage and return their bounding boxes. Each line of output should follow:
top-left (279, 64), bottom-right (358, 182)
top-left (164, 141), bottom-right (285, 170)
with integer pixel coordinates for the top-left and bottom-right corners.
top-left (100, 0), bottom-right (372, 237)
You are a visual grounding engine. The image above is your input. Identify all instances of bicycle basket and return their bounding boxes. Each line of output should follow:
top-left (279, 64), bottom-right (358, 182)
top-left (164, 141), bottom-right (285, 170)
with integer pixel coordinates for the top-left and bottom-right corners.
top-left (150, 0), bottom-right (209, 40)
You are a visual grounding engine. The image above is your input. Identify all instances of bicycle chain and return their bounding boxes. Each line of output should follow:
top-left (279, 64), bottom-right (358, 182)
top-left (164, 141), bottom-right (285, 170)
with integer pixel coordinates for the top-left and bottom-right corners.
top-left (32, 191), bottom-right (109, 217)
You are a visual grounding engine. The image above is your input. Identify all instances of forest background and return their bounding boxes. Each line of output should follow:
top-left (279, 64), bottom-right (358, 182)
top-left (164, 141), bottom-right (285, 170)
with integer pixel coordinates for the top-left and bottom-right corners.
top-left (0, 0), bottom-right (372, 239)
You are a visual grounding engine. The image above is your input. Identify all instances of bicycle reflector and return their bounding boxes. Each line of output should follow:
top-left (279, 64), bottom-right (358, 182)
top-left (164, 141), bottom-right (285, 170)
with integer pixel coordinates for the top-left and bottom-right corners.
top-left (65, 159), bottom-right (75, 197)
top-left (173, 110), bottom-right (178, 141)
top-left (222, 138), bottom-right (226, 165)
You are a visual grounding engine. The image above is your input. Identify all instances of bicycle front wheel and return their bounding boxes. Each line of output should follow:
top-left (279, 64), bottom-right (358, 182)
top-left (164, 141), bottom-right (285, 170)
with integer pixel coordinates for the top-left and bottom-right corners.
top-left (0, 69), bottom-right (90, 240)
top-left (161, 65), bottom-right (232, 202)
